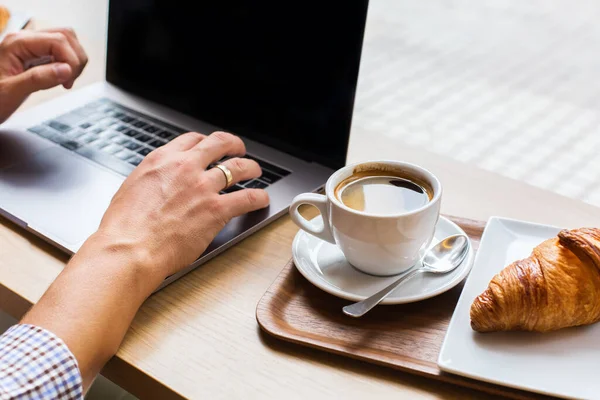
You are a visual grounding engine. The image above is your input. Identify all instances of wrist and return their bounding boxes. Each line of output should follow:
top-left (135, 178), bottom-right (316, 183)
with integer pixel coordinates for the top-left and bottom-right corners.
top-left (22, 229), bottom-right (162, 387)
top-left (72, 230), bottom-right (166, 300)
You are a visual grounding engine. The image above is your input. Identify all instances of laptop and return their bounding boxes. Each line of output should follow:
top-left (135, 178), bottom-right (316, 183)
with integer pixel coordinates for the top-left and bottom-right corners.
top-left (0, 1), bottom-right (369, 290)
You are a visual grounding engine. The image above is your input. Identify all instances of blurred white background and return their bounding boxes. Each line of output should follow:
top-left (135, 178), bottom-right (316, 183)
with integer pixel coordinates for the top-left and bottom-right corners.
top-left (354, 0), bottom-right (600, 206)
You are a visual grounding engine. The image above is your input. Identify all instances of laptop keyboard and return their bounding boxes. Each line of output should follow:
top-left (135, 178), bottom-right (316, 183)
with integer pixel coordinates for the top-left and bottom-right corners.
top-left (27, 98), bottom-right (291, 192)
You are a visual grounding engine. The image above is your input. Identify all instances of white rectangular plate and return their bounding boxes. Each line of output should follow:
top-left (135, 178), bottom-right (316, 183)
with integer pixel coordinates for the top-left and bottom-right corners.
top-left (438, 216), bottom-right (600, 400)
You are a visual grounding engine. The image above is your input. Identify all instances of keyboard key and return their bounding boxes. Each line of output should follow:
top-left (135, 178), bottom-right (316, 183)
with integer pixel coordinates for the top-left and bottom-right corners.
top-left (91, 127), bottom-right (104, 134)
top-left (157, 130), bottom-right (175, 140)
top-left (98, 117), bottom-right (118, 127)
top-left (115, 150), bottom-right (135, 160)
top-left (79, 133), bottom-right (99, 144)
top-left (114, 112), bottom-right (125, 119)
top-left (86, 113), bottom-right (106, 124)
top-left (148, 139), bottom-right (165, 148)
top-left (61, 140), bottom-right (81, 151)
top-left (245, 180), bottom-right (268, 189)
top-left (238, 179), bottom-right (251, 186)
top-left (137, 147), bottom-right (152, 156)
top-left (124, 129), bottom-right (138, 137)
top-left (245, 155), bottom-right (290, 177)
top-left (133, 120), bottom-right (147, 128)
top-left (90, 139), bottom-right (112, 149)
top-left (64, 129), bottom-right (87, 140)
top-left (121, 116), bottom-right (134, 123)
top-left (222, 184), bottom-right (243, 194)
top-left (128, 156), bottom-right (144, 166)
top-left (259, 169), bottom-right (282, 184)
top-left (101, 144), bottom-right (124, 155)
top-left (136, 134), bottom-right (151, 143)
top-left (47, 120), bottom-right (72, 132)
top-left (124, 141), bottom-right (141, 151)
top-left (99, 130), bottom-right (118, 140)
top-left (79, 122), bottom-right (92, 129)
top-left (111, 135), bottom-right (130, 145)
top-left (28, 125), bottom-right (49, 135)
top-left (115, 124), bottom-right (127, 132)
top-left (144, 125), bottom-right (159, 133)
top-left (28, 126), bottom-right (64, 143)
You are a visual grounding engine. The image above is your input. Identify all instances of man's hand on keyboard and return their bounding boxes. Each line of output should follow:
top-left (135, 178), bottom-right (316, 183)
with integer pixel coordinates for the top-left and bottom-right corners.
top-left (0, 28), bottom-right (88, 123)
top-left (90, 131), bottom-right (270, 287)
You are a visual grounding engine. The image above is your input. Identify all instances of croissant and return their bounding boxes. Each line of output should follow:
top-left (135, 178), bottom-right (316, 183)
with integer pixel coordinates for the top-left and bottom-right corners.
top-left (0, 7), bottom-right (9, 34)
top-left (470, 228), bottom-right (600, 332)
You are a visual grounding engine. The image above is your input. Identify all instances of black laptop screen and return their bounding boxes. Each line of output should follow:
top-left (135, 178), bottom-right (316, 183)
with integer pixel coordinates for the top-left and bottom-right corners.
top-left (106, 1), bottom-right (369, 170)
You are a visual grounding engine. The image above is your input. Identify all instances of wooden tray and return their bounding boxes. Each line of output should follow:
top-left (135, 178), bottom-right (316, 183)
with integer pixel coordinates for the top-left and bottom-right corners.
top-left (256, 216), bottom-right (552, 399)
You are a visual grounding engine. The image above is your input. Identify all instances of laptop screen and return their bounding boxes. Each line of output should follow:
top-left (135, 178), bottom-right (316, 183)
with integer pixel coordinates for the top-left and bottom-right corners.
top-left (106, 1), bottom-right (369, 170)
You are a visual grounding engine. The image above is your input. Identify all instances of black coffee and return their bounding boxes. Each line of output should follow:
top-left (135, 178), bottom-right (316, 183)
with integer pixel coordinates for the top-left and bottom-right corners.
top-left (337, 175), bottom-right (431, 214)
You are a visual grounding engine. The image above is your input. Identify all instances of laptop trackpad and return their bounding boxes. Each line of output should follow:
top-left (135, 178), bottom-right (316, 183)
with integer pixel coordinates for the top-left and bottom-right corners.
top-left (0, 147), bottom-right (125, 250)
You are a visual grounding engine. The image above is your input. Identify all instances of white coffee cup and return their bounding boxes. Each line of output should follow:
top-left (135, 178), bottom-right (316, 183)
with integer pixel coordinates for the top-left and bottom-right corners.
top-left (289, 160), bottom-right (442, 276)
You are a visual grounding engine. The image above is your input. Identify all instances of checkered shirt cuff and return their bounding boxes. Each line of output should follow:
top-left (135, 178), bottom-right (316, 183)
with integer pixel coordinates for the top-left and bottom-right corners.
top-left (0, 324), bottom-right (82, 400)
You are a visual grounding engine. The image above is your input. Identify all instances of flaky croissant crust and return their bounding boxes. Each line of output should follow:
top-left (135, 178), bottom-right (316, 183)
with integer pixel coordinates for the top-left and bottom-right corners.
top-left (470, 228), bottom-right (600, 332)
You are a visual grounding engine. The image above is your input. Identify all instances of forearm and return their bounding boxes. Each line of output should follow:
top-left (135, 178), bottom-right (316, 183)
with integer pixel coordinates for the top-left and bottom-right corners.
top-left (21, 233), bottom-right (164, 390)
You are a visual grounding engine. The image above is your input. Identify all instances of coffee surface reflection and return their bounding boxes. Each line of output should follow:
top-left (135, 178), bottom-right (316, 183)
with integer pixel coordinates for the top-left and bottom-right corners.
top-left (337, 174), bottom-right (431, 214)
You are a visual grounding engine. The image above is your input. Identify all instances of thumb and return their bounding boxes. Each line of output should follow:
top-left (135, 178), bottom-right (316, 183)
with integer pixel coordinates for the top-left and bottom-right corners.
top-left (7, 63), bottom-right (72, 98)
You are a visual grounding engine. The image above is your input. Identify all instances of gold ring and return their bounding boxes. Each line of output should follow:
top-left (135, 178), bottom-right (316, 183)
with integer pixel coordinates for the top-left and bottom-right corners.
top-left (214, 164), bottom-right (234, 189)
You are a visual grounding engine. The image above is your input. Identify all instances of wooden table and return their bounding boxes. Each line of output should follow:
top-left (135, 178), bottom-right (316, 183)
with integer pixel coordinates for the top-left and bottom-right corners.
top-left (3, 1), bottom-right (600, 399)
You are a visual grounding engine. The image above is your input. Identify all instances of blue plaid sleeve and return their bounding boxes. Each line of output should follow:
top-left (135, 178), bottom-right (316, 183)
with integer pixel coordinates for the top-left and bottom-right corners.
top-left (0, 324), bottom-right (83, 400)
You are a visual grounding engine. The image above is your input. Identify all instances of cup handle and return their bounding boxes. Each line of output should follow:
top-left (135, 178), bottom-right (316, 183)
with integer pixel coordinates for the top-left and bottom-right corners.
top-left (289, 193), bottom-right (336, 244)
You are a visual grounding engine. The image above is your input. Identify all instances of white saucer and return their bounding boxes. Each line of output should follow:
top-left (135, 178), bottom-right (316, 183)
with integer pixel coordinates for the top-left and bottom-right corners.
top-left (292, 215), bottom-right (475, 305)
